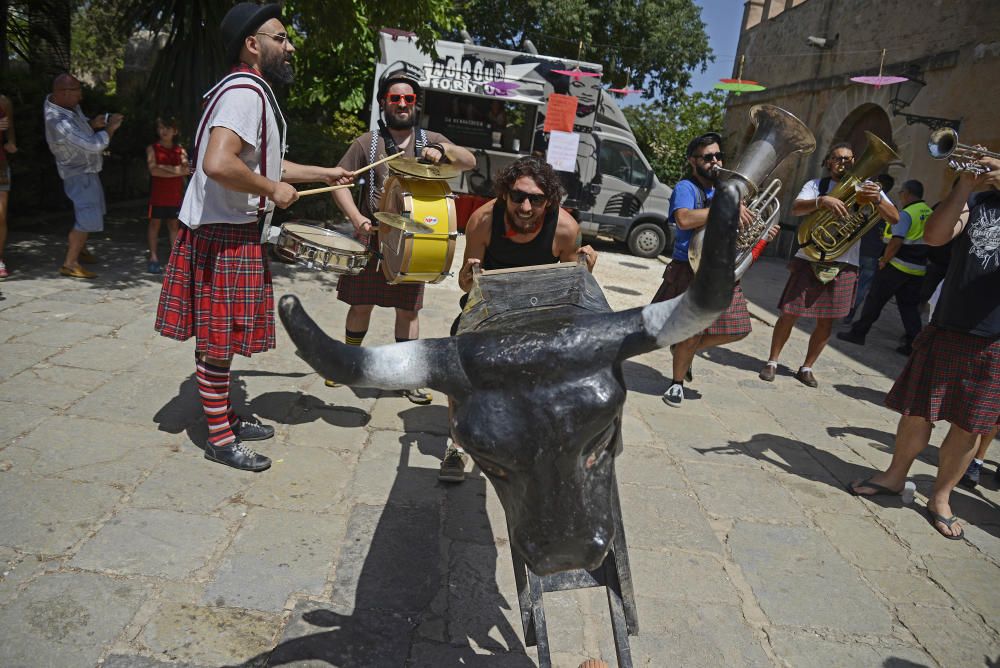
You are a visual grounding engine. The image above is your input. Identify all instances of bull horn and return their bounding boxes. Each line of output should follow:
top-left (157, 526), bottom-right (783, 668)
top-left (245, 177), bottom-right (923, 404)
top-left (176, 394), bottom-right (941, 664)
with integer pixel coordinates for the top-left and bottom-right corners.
top-left (278, 295), bottom-right (471, 395)
top-left (638, 180), bottom-right (743, 348)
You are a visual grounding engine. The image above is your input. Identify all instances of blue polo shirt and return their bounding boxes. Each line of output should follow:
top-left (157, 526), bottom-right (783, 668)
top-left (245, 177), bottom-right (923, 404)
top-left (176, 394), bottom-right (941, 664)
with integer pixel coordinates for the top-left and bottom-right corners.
top-left (669, 178), bottom-right (713, 262)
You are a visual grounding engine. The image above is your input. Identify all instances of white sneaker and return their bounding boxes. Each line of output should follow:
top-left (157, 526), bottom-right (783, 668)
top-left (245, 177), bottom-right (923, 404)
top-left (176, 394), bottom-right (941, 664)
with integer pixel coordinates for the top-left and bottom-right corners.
top-left (662, 383), bottom-right (684, 407)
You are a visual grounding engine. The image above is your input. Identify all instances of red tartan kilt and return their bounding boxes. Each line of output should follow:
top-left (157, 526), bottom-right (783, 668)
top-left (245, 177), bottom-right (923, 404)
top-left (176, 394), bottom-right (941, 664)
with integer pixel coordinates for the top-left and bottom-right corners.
top-left (706, 284), bottom-right (752, 337)
top-left (885, 325), bottom-right (1000, 434)
top-left (650, 261), bottom-right (751, 337)
top-left (777, 257), bottom-right (858, 319)
top-left (336, 236), bottom-right (424, 311)
top-left (154, 223), bottom-right (275, 359)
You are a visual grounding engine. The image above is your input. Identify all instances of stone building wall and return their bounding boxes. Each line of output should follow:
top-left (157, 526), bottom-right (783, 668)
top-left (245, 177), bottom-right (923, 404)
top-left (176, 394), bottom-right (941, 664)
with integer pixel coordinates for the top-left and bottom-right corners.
top-left (722, 0), bottom-right (1000, 256)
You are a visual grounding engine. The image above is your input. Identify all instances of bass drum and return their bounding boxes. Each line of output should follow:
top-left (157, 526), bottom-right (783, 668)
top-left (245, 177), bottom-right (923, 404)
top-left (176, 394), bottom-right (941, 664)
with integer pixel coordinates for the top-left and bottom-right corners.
top-left (377, 173), bottom-right (457, 284)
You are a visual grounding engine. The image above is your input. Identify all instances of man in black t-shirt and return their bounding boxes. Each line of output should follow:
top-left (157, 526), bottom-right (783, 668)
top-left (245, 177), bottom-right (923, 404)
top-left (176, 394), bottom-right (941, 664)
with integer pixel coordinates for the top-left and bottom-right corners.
top-left (440, 157), bottom-right (598, 482)
top-left (848, 156), bottom-right (1000, 541)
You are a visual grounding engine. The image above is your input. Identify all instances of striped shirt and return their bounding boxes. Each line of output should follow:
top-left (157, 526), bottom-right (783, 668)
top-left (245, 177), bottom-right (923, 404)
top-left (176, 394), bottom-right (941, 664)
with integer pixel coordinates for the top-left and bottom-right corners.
top-left (43, 96), bottom-right (108, 179)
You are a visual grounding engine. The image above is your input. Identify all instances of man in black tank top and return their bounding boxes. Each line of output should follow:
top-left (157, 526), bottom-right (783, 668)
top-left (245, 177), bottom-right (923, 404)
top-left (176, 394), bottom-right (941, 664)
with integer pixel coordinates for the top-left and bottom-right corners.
top-left (438, 157), bottom-right (598, 482)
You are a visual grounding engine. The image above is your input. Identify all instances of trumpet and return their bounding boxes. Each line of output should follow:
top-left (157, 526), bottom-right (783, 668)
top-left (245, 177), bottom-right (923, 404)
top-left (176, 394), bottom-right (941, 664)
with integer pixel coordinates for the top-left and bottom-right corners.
top-left (688, 104), bottom-right (816, 279)
top-left (928, 127), bottom-right (1000, 175)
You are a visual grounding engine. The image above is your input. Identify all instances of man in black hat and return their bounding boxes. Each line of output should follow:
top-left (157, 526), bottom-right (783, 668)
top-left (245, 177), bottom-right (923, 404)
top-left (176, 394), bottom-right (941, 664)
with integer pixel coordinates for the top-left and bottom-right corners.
top-left (649, 132), bottom-right (755, 408)
top-left (328, 63), bottom-right (475, 405)
top-left (154, 2), bottom-right (353, 472)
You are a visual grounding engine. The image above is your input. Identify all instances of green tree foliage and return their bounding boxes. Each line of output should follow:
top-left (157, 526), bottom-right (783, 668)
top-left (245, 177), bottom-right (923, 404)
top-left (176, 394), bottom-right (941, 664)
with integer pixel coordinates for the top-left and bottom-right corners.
top-left (458, 0), bottom-right (712, 103)
top-left (623, 90), bottom-right (726, 185)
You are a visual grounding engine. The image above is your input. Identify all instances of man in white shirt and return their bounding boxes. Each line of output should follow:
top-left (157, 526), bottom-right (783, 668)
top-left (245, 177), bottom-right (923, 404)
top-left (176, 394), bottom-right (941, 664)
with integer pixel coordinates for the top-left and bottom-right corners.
top-left (155, 2), bottom-right (352, 472)
top-left (758, 142), bottom-right (898, 387)
top-left (43, 74), bottom-right (123, 279)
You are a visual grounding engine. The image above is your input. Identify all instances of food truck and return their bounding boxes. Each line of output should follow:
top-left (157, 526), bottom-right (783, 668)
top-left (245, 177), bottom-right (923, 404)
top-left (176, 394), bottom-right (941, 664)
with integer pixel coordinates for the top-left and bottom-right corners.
top-left (370, 29), bottom-right (675, 258)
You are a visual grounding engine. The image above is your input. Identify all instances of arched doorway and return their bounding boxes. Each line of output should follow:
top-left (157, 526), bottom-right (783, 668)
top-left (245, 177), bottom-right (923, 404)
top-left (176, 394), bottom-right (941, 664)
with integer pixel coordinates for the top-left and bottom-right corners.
top-left (833, 103), bottom-right (895, 157)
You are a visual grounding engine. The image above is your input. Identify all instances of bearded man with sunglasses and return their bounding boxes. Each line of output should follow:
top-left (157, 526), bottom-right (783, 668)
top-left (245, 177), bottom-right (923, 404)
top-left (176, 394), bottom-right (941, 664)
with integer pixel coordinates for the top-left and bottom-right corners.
top-left (437, 156), bottom-right (598, 481)
top-left (758, 142), bottom-right (898, 387)
top-left (330, 65), bottom-right (475, 405)
top-left (650, 132), bottom-right (757, 407)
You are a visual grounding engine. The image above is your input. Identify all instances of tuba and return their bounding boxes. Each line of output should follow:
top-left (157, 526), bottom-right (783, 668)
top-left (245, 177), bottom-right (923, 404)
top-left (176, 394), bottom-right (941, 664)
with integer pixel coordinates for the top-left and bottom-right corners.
top-left (797, 131), bottom-right (900, 262)
top-left (689, 105), bottom-right (816, 278)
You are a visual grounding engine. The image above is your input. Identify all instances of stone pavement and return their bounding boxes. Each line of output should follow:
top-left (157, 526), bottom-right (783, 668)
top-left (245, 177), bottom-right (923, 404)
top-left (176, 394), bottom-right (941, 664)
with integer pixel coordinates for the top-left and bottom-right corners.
top-left (0, 216), bottom-right (998, 667)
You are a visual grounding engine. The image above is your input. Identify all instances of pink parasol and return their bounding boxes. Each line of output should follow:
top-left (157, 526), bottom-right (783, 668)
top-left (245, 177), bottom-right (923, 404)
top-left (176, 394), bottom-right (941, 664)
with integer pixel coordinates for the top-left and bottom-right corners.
top-left (850, 49), bottom-right (908, 89)
top-left (485, 81), bottom-right (520, 95)
top-left (608, 87), bottom-right (643, 95)
top-left (552, 68), bottom-right (601, 80)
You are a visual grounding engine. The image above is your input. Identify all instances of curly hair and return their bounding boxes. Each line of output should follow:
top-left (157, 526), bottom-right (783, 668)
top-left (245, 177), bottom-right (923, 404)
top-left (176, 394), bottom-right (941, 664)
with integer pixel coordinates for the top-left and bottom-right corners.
top-left (495, 156), bottom-right (565, 210)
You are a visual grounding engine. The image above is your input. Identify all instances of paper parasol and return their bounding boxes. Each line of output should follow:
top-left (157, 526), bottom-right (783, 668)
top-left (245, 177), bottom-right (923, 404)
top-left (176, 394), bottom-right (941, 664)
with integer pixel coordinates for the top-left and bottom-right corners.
top-left (552, 68), bottom-right (601, 80)
top-left (851, 49), bottom-right (907, 89)
top-left (714, 80), bottom-right (766, 94)
top-left (608, 87), bottom-right (643, 95)
top-left (850, 75), bottom-right (908, 87)
top-left (713, 55), bottom-right (766, 95)
top-left (485, 81), bottom-right (520, 95)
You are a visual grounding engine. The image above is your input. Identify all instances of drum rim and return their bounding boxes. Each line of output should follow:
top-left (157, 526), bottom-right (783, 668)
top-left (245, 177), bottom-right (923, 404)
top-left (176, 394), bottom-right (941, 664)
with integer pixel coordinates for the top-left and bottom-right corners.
top-left (281, 222), bottom-right (366, 252)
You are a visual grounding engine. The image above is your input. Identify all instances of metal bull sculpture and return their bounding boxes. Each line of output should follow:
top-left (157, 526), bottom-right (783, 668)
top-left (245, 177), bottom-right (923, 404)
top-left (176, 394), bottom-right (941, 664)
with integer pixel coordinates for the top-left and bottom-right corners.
top-left (279, 181), bottom-right (742, 576)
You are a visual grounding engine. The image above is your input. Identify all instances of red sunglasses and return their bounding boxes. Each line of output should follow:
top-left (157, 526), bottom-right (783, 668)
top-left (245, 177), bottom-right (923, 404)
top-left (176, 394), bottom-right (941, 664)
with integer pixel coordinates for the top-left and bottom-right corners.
top-left (386, 93), bottom-right (417, 105)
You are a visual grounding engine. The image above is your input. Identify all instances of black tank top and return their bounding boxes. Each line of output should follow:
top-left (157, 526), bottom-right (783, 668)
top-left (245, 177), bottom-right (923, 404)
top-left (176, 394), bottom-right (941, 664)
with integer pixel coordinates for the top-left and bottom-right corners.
top-left (483, 201), bottom-right (560, 270)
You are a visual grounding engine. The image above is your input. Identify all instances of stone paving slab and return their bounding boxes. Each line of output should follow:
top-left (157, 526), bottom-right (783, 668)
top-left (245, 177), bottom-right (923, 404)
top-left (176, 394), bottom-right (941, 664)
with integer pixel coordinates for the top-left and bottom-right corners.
top-left (1, 226), bottom-right (999, 666)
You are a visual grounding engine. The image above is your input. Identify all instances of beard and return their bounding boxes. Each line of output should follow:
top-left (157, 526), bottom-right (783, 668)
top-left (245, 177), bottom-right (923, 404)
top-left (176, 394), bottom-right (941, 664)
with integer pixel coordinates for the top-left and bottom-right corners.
top-left (260, 48), bottom-right (294, 85)
top-left (505, 203), bottom-right (545, 233)
top-left (695, 162), bottom-right (720, 183)
top-left (385, 108), bottom-right (417, 129)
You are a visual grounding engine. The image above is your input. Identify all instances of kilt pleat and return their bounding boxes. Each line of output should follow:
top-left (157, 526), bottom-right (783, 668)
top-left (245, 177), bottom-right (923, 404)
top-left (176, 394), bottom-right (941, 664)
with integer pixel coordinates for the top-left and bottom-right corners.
top-left (335, 236), bottom-right (424, 310)
top-left (778, 257), bottom-right (857, 319)
top-left (706, 284), bottom-right (752, 337)
top-left (651, 261), bottom-right (751, 337)
top-left (885, 325), bottom-right (1000, 434)
top-left (154, 223), bottom-right (275, 359)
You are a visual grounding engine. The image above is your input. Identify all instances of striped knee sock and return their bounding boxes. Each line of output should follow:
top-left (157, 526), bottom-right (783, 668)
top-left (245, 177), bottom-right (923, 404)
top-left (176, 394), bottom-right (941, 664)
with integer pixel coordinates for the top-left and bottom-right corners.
top-left (196, 359), bottom-right (236, 447)
top-left (345, 329), bottom-right (366, 346)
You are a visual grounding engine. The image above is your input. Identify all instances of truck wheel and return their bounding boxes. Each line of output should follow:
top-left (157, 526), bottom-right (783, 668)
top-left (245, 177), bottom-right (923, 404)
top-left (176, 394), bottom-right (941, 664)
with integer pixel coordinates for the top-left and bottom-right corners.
top-left (627, 222), bottom-right (667, 258)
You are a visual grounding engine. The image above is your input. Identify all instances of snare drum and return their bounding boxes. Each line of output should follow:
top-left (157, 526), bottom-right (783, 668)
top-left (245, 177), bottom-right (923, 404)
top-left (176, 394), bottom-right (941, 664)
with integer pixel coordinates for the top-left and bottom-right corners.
top-left (274, 222), bottom-right (369, 275)
top-left (377, 174), bottom-right (457, 284)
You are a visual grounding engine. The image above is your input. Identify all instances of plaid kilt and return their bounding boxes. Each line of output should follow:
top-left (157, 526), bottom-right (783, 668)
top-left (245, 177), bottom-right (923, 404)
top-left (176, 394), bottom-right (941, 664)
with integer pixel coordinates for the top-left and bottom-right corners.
top-left (336, 235), bottom-right (424, 310)
top-left (777, 258), bottom-right (858, 319)
top-left (886, 325), bottom-right (1000, 434)
top-left (651, 261), bottom-right (751, 336)
top-left (706, 284), bottom-right (752, 337)
top-left (651, 261), bottom-right (694, 303)
top-left (154, 223), bottom-right (275, 359)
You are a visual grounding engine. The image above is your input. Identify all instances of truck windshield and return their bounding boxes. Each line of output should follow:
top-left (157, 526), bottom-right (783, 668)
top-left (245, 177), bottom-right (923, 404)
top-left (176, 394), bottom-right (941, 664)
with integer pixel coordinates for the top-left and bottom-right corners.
top-left (599, 140), bottom-right (651, 188)
top-left (423, 90), bottom-right (537, 154)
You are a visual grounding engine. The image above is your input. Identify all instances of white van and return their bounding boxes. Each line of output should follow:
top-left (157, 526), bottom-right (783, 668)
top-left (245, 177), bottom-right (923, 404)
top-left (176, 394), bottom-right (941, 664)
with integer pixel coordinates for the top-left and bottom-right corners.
top-left (371, 30), bottom-right (674, 258)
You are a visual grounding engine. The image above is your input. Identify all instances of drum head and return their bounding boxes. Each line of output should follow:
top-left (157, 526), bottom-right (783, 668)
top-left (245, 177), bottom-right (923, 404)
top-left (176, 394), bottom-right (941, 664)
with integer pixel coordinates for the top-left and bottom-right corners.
top-left (282, 223), bottom-right (365, 252)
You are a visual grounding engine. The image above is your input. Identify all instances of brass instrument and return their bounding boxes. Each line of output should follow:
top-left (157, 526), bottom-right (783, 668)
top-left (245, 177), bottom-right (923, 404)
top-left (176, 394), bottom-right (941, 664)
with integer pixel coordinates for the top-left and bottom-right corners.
top-left (797, 131), bottom-right (900, 262)
top-left (689, 104), bottom-right (816, 278)
top-left (928, 127), bottom-right (1000, 175)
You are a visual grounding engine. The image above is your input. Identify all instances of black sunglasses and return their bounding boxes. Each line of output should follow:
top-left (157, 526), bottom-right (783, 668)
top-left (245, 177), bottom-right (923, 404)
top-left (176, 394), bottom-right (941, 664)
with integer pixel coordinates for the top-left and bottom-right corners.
top-left (697, 151), bottom-right (724, 162)
top-left (509, 190), bottom-right (547, 206)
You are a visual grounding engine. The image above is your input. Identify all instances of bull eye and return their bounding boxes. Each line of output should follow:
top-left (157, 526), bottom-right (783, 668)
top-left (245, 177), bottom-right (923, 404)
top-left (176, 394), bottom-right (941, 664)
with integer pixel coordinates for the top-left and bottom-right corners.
top-left (480, 462), bottom-right (508, 480)
top-left (583, 424), bottom-right (616, 470)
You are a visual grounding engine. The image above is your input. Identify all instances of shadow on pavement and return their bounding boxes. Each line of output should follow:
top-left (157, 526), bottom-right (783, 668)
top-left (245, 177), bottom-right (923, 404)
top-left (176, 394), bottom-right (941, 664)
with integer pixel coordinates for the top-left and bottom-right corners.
top-left (234, 407), bottom-right (531, 666)
top-left (697, 432), bottom-right (1000, 541)
top-left (621, 359), bottom-right (669, 396)
top-left (833, 383), bottom-right (888, 406)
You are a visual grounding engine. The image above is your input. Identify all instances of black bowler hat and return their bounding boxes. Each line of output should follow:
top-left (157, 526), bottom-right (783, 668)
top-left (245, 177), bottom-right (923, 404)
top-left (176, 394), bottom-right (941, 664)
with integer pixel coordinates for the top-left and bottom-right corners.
top-left (686, 132), bottom-right (723, 157)
top-left (220, 2), bottom-right (283, 65)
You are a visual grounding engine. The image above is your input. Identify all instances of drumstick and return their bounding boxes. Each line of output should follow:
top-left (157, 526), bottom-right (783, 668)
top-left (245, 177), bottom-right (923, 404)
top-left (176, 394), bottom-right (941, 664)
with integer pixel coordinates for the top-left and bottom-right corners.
top-left (349, 151), bottom-right (404, 177)
top-left (297, 183), bottom-right (354, 197)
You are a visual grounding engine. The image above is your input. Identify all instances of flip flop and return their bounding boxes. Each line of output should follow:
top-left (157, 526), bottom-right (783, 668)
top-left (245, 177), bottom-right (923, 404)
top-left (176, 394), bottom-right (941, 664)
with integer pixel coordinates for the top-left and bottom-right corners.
top-left (846, 477), bottom-right (901, 497)
top-left (925, 507), bottom-right (964, 540)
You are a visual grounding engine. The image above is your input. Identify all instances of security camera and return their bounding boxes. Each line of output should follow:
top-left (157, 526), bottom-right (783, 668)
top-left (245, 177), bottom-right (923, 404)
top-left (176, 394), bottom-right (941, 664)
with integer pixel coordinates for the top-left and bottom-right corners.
top-left (806, 34), bottom-right (838, 49)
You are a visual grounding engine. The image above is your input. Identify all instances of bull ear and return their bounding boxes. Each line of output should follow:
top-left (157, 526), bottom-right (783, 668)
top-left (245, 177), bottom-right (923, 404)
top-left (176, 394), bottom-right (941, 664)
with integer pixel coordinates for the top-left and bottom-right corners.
top-left (637, 180), bottom-right (743, 349)
top-left (278, 295), bottom-right (471, 395)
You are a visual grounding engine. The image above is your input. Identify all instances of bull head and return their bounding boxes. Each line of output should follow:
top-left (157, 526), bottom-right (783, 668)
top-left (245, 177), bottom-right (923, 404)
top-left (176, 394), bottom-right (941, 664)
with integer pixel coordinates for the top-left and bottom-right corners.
top-left (280, 181), bottom-right (741, 575)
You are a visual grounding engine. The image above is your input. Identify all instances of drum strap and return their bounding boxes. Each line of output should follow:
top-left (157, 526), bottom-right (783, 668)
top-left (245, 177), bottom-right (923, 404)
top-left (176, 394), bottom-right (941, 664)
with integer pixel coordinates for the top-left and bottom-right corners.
top-left (367, 125), bottom-right (427, 212)
top-left (193, 71), bottom-right (287, 221)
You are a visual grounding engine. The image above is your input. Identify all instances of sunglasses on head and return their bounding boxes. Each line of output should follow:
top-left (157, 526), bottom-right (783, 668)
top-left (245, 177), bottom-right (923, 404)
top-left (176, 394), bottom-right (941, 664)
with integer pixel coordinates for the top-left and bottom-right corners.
top-left (386, 93), bottom-right (417, 104)
top-left (697, 151), bottom-right (724, 162)
top-left (509, 190), bottom-right (547, 206)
